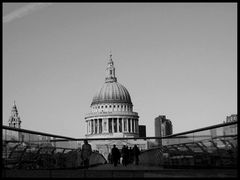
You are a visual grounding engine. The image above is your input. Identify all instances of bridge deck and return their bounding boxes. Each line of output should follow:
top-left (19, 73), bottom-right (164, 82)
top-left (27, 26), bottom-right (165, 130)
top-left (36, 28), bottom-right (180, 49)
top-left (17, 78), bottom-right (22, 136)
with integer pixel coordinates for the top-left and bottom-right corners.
top-left (87, 163), bottom-right (236, 178)
top-left (3, 164), bottom-right (237, 178)
top-left (89, 163), bottom-right (164, 170)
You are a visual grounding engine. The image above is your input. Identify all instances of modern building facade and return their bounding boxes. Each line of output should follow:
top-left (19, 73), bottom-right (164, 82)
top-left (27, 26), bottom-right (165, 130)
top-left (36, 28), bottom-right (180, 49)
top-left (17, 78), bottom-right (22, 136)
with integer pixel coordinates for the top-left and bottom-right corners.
top-left (154, 115), bottom-right (173, 146)
top-left (155, 115), bottom-right (173, 138)
top-left (139, 125), bottom-right (146, 138)
top-left (85, 54), bottom-right (139, 138)
top-left (223, 114), bottom-right (237, 136)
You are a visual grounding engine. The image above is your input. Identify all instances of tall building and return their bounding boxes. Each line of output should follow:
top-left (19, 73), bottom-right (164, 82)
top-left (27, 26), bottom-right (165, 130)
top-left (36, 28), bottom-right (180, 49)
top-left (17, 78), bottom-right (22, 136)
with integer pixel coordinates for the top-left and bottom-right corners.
top-left (138, 125), bottom-right (146, 137)
top-left (154, 115), bottom-right (172, 146)
top-left (155, 115), bottom-right (173, 138)
top-left (8, 101), bottom-right (21, 128)
top-left (85, 53), bottom-right (139, 138)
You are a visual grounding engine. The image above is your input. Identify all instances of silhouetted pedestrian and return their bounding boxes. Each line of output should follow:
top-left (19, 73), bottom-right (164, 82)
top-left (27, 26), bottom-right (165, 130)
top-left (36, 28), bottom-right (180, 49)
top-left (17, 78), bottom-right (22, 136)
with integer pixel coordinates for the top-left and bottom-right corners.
top-left (111, 144), bottom-right (120, 167)
top-left (121, 145), bottom-right (128, 166)
top-left (81, 140), bottom-right (92, 169)
top-left (133, 145), bottom-right (140, 165)
top-left (129, 147), bottom-right (134, 164)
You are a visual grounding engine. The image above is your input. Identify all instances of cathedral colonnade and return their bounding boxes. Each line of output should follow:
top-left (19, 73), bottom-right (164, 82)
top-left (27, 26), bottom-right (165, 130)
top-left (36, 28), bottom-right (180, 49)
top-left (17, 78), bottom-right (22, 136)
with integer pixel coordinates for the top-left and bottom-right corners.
top-left (86, 117), bottom-right (139, 135)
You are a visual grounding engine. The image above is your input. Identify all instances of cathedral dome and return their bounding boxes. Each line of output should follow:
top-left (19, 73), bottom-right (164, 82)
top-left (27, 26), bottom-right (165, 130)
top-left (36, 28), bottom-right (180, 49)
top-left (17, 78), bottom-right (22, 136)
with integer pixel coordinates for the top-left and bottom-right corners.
top-left (91, 81), bottom-right (132, 106)
top-left (85, 53), bottom-right (139, 139)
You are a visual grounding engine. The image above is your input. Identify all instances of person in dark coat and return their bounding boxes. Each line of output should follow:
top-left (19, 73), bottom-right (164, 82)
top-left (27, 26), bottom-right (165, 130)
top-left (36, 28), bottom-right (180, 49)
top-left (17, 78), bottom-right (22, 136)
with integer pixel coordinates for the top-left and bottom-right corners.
top-left (81, 140), bottom-right (92, 169)
top-left (111, 144), bottom-right (120, 167)
top-left (129, 147), bottom-right (133, 164)
top-left (121, 145), bottom-right (128, 166)
top-left (132, 145), bottom-right (140, 165)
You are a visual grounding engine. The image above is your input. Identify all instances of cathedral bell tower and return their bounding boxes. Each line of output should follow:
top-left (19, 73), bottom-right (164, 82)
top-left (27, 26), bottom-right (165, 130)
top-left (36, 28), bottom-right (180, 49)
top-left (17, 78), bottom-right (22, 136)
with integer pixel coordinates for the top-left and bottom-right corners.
top-left (8, 101), bottom-right (21, 128)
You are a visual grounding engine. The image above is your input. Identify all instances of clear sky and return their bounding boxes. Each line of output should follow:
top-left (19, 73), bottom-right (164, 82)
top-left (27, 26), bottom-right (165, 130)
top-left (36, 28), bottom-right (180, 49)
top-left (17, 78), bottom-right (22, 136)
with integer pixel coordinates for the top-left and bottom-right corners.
top-left (3, 3), bottom-right (237, 138)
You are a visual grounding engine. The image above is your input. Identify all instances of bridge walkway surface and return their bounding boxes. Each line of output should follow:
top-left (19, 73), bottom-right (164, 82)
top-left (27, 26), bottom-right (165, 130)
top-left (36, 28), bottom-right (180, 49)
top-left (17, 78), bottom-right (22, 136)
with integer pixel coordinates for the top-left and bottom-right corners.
top-left (87, 163), bottom-right (237, 178)
top-left (2, 163), bottom-right (237, 178)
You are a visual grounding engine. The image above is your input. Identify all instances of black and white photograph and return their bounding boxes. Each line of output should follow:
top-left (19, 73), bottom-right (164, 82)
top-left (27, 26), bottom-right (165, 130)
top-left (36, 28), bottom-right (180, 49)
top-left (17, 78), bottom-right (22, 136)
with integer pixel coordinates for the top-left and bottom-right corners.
top-left (2, 2), bottom-right (237, 178)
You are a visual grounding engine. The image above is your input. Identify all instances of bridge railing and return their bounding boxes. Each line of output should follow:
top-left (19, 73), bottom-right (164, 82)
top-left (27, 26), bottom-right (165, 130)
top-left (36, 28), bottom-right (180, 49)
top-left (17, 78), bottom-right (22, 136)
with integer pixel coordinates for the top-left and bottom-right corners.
top-left (2, 121), bottom-right (237, 169)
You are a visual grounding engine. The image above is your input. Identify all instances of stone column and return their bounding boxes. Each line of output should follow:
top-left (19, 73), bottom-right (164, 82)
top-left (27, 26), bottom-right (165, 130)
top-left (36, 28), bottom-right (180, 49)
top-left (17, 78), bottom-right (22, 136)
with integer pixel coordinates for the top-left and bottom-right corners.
top-left (129, 119), bottom-right (132, 133)
top-left (111, 119), bottom-right (114, 133)
top-left (122, 118), bottom-right (124, 132)
top-left (97, 119), bottom-right (99, 134)
top-left (92, 120), bottom-right (94, 134)
top-left (133, 119), bottom-right (136, 133)
top-left (89, 120), bottom-right (91, 134)
top-left (90, 120), bottom-right (93, 134)
top-left (88, 120), bottom-right (90, 134)
top-left (93, 119), bottom-right (96, 134)
top-left (96, 119), bottom-right (98, 134)
top-left (87, 121), bottom-right (89, 135)
top-left (128, 119), bottom-right (130, 133)
top-left (136, 119), bottom-right (139, 133)
top-left (91, 120), bottom-right (93, 134)
top-left (117, 118), bottom-right (119, 132)
top-left (106, 118), bottom-right (109, 133)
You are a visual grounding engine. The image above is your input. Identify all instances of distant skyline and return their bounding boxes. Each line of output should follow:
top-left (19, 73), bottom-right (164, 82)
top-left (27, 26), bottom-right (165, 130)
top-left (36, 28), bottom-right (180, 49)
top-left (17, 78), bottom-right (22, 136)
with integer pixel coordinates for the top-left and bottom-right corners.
top-left (3, 3), bottom-right (237, 138)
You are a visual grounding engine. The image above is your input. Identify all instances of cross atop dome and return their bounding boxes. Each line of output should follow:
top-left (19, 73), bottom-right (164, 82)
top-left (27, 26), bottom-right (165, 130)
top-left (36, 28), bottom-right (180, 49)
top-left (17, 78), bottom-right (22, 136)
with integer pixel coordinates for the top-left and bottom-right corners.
top-left (109, 50), bottom-right (112, 61)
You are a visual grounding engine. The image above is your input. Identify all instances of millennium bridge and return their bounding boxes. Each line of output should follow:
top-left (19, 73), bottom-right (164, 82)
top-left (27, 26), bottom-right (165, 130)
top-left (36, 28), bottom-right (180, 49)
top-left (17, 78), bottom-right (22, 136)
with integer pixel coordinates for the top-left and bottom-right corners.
top-left (2, 121), bottom-right (237, 178)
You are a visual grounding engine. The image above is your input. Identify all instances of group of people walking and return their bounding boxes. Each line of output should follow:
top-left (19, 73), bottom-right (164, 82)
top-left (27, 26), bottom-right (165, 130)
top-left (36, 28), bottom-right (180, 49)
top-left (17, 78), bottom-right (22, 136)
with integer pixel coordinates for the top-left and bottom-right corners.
top-left (109, 144), bottom-right (140, 167)
top-left (80, 140), bottom-right (141, 168)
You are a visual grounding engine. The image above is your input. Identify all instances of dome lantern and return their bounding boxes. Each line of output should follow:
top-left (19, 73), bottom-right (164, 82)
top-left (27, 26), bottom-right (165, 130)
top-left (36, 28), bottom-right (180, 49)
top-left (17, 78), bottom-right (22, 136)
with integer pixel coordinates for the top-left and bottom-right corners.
top-left (105, 52), bottom-right (117, 83)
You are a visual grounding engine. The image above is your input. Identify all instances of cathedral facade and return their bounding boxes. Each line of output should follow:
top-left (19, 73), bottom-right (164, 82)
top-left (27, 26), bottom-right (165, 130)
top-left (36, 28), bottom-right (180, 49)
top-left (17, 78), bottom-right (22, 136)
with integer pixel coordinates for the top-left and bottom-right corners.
top-left (85, 54), bottom-right (139, 138)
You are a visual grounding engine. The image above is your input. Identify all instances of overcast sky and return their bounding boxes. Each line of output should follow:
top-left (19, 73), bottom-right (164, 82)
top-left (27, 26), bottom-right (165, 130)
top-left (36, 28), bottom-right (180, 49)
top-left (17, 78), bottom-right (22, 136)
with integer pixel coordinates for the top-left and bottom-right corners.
top-left (3, 3), bottom-right (237, 138)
